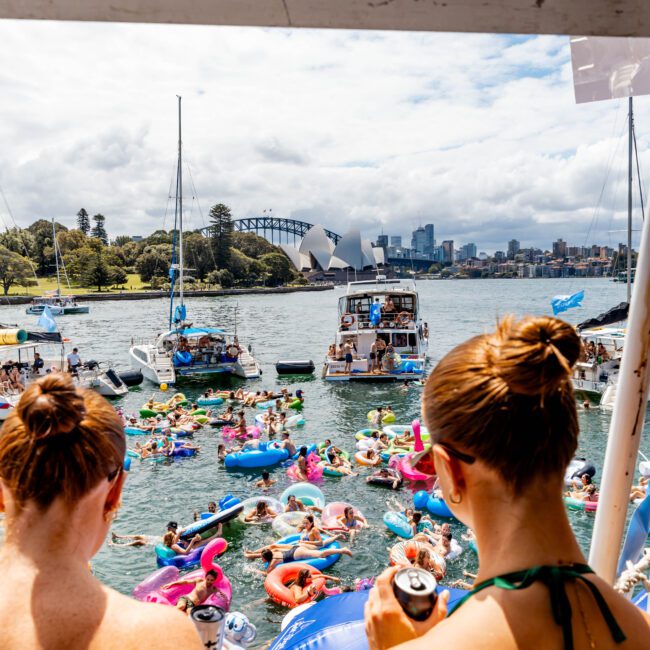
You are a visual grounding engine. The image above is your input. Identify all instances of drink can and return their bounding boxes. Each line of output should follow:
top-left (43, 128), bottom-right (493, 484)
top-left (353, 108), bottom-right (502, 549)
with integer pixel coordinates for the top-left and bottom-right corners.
top-left (392, 568), bottom-right (437, 621)
top-left (190, 604), bottom-right (226, 650)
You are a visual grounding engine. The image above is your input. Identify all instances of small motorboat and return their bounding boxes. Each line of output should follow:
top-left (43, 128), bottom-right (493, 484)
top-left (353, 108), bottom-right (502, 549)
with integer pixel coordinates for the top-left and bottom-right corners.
top-left (275, 360), bottom-right (315, 375)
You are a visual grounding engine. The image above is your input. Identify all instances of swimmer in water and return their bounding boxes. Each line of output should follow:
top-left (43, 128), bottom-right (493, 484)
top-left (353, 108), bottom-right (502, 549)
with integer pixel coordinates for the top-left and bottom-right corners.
top-left (244, 500), bottom-right (277, 523)
top-left (255, 470), bottom-right (276, 489)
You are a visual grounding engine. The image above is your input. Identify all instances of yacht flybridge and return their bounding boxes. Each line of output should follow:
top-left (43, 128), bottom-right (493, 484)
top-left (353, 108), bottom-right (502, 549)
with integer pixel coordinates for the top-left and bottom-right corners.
top-left (128, 96), bottom-right (261, 386)
top-left (322, 276), bottom-right (428, 381)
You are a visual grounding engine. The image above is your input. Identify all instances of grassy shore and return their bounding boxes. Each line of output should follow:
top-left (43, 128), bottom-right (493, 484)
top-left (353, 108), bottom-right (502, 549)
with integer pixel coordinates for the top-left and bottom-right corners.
top-left (8, 274), bottom-right (148, 295)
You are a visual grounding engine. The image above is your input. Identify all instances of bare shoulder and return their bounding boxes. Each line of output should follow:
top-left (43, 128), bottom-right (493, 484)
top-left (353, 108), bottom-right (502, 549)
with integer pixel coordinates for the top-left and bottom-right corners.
top-left (99, 589), bottom-right (202, 649)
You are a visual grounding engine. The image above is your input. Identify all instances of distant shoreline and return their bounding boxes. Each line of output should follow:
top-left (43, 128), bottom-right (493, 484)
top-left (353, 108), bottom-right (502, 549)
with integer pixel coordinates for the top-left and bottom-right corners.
top-left (1, 284), bottom-right (334, 305)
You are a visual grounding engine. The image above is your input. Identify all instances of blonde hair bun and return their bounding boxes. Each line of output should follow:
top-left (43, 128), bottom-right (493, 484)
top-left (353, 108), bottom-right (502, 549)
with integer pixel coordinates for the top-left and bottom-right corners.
top-left (494, 315), bottom-right (581, 397)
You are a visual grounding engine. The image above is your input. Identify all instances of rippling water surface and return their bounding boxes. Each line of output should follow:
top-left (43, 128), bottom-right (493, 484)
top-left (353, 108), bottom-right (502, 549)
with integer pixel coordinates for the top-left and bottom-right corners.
top-left (1, 278), bottom-right (648, 645)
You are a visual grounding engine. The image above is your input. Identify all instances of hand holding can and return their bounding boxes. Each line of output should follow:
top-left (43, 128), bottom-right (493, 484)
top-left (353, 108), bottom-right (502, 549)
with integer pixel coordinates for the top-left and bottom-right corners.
top-left (364, 566), bottom-right (449, 650)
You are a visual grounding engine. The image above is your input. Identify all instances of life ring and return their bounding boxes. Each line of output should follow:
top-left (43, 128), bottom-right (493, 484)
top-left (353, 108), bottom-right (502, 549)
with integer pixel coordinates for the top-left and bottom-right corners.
top-left (396, 312), bottom-right (411, 326)
top-left (340, 313), bottom-right (355, 328)
top-left (227, 345), bottom-right (239, 358)
top-left (354, 450), bottom-right (382, 467)
top-left (215, 345), bottom-right (223, 353)
top-left (264, 563), bottom-right (326, 608)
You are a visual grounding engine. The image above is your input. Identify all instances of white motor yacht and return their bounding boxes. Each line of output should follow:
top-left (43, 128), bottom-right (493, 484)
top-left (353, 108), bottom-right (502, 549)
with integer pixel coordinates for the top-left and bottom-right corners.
top-left (322, 276), bottom-right (428, 381)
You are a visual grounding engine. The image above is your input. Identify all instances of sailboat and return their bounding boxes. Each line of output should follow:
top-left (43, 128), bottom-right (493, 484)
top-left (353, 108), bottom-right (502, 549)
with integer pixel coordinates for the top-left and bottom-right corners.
top-left (129, 96), bottom-right (261, 386)
top-left (571, 97), bottom-right (648, 408)
top-left (25, 219), bottom-right (90, 315)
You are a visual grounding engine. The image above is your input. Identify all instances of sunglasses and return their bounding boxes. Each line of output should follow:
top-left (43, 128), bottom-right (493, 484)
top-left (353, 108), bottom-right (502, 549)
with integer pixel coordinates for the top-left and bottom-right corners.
top-left (412, 442), bottom-right (476, 476)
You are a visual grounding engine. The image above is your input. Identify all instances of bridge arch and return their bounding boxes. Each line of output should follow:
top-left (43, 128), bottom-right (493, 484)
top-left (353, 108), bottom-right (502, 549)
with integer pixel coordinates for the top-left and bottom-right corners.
top-left (206, 217), bottom-right (341, 246)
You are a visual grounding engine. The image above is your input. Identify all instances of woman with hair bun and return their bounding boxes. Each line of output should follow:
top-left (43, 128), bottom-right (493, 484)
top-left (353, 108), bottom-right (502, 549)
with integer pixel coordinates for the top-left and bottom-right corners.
top-left (0, 373), bottom-right (200, 649)
top-left (366, 316), bottom-right (649, 650)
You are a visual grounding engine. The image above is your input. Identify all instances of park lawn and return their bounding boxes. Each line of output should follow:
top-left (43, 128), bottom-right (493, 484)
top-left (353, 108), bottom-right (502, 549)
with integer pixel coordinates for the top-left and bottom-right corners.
top-left (8, 274), bottom-right (149, 296)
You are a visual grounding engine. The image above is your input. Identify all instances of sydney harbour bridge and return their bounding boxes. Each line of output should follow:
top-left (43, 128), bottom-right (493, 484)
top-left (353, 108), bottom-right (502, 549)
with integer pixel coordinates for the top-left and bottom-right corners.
top-left (220, 217), bottom-right (431, 271)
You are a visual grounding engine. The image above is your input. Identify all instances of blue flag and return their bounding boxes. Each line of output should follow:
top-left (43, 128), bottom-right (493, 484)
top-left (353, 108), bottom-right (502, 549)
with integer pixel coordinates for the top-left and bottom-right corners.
top-left (369, 302), bottom-right (381, 326)
top-left (551, 290), bottom-right (584, 316)
top-left (37, 305), bottom-right (58, 333)
top-left (617, 489), bottom-right (650, 576)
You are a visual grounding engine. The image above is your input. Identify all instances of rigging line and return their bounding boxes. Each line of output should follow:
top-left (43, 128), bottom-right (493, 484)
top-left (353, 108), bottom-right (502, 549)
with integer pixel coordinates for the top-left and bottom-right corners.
top-left (581, 106), bottom-right (626, 248)
top-left (581, 124), bottom-right (627, 253)
top-left (184, 156), bottom-right (219, 270)
top-left (0, 183), bottom-right (41, 287)
top-left (633, 125), bottom-right (645, 222)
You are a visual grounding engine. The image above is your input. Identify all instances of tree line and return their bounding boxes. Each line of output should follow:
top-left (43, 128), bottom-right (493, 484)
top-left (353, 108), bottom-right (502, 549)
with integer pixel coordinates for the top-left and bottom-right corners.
top-left (0, 204), bottom-right (302, 295)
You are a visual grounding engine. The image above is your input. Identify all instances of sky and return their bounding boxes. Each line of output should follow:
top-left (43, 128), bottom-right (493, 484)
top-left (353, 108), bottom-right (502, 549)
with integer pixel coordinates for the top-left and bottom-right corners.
top-left (0, 20), bottom-right (648, 253)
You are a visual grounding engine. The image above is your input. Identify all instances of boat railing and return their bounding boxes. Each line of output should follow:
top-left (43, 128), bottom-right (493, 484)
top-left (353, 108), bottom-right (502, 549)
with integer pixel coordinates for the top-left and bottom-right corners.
top-left (340, 312), bottom-right (417, 330)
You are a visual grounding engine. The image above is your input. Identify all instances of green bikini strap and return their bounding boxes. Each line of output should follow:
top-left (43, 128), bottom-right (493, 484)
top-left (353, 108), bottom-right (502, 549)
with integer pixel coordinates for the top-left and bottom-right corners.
top-left (449, 564), bottom-right (625, 650)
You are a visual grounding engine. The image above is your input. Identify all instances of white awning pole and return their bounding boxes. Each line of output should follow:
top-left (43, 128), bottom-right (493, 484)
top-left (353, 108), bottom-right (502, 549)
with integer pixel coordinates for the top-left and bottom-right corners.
top-left (588, 195), bottom-right (650, 583)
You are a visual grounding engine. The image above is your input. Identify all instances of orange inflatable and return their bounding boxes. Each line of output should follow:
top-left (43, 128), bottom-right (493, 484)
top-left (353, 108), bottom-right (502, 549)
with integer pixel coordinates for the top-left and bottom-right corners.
top-left (264, 562), bottom-right (327, 608)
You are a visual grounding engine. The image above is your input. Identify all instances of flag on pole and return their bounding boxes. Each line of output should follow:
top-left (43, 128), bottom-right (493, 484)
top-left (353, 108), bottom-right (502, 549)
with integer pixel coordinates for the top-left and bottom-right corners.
top-left (37, 305), bottom-right (58, 333)
top-left (551, 290), bottom-right (585, 316)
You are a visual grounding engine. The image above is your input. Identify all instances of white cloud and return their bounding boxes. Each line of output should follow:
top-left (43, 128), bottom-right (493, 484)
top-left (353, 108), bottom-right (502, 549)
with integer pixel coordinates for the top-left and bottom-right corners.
top-left (0, 21), bottom-right (645, 252)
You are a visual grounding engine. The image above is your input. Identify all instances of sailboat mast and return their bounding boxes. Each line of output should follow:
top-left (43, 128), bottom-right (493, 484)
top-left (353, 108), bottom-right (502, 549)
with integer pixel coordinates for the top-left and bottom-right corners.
top-left (627, 97), bottom-right (633, 304)
top-left (52, 218), bottom-right (61, 296)
top-left (177, 95), bottom-right (184, 310)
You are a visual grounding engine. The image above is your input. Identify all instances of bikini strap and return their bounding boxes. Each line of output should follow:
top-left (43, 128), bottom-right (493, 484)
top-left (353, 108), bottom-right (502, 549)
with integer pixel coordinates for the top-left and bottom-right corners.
top-left (450, 564), bottom-right (625, 650)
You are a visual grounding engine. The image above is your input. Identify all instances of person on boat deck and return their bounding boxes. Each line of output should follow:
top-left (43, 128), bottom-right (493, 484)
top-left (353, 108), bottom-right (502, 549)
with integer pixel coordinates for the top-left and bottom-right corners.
top-left (8, 367), bottom-right (24, 392)
top-left (165, 569), bottom-right (224, 615)
top-left (586, 340), bottom-right (596, 359)
top-left (280, 431), bottom-right (297, 457)
top-left (0, 373), bottom-right (200, 649)
top-left (423, 322), bottom-right (429, 339)
top-left (66, 347), bottom-right (82, 374)
top-left (327, 343), bottom-right (336, 359)
top-left (597, 342), bottom-right (610, 362)
top-left (383, 345), bottom-right (398, 372)
top-left (375, 337), bottom-right (387, 368)
top-left (244, 543), bottom-right (352, 574)
top-left (256, 470), bottom-right (276, 490)
top-left (343, 340), bottom-right (354, 374)
top-left (383, 296), bottom-right (396, 313)
top-left (31, 352), bottom-right (44, 375)
top-left (365, 314), bottom-right (650, 650)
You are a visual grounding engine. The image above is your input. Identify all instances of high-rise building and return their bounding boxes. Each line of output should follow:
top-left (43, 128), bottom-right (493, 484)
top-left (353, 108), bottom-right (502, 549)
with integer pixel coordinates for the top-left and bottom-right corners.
top-left (376, 235), bottom-right (388, 249)
top-left (552, 238), bottom-right (567, 259)
top-left (459, 243), bottom-right (477, 260)
top-left (424, 224), bottom-right (435, 257)
top-left (507, 239), bottom-right (520, 259)
top-left (390, 235), bottom-right (402, 247)
top-left (411, 227), bottom-right (426, 255)
top-left (442, 240), bottom-right (454, 265)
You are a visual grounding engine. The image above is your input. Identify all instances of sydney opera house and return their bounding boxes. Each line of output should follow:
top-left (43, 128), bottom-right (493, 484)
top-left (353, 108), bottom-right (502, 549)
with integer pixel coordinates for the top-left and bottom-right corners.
top-left (280, 225), bottom-right (386, 282)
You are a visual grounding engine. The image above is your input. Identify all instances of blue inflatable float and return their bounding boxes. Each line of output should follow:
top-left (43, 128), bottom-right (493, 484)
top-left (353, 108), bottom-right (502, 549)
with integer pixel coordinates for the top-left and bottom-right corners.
top-left (224, 441), bottom-right (290, 469)
top-left (383, 511), bottom-right (412, 539)
top-left (268, 588), bottom-right (467, 650)
top-left (269, 534), bottom-right (341, 571)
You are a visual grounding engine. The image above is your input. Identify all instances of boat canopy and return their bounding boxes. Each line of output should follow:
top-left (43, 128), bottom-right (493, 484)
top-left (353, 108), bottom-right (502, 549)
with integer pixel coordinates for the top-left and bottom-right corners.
top-left (176, 327), bottom-right (226, 335)
top-left (577, 302), bottom-right (629, 331)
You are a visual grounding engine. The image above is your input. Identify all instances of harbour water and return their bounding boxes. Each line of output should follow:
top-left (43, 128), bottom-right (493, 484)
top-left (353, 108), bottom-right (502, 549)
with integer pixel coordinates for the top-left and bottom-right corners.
top-left (1, 277), bottom-right (648, 645)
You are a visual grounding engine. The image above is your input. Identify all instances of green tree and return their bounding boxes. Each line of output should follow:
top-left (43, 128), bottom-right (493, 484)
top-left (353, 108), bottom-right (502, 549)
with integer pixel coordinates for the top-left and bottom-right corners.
top-left (0, 247), bottom-right (37, 295)
top-left (209, 203), bottom-right (233, 269)
top-left (110, 266), bottom-right (128, 286)
top-left (77, 208), bottom-right (90, 235)
top-left (27, 219), bottom-right (67, 275)
top-left (113, 235), bottom-right (132, 247)
top-left (0, 227), bottom-right (35, 258)
top-left (78, 239), bottom-right (112, 291)
top-left (90, 213), bottom-right (108, 245)
top-left (184, 232), bottom-right (215, 281)
top-left (145, 229), bottom-right (173, 246)
top-left (260, 252), bottom-right (295, 286)
top-left (57, 229), bottom-right (87, 255)
top-left (136, 244), bottom-right (171, 282)
top-left (231, 231), bottom-right (276, 259)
